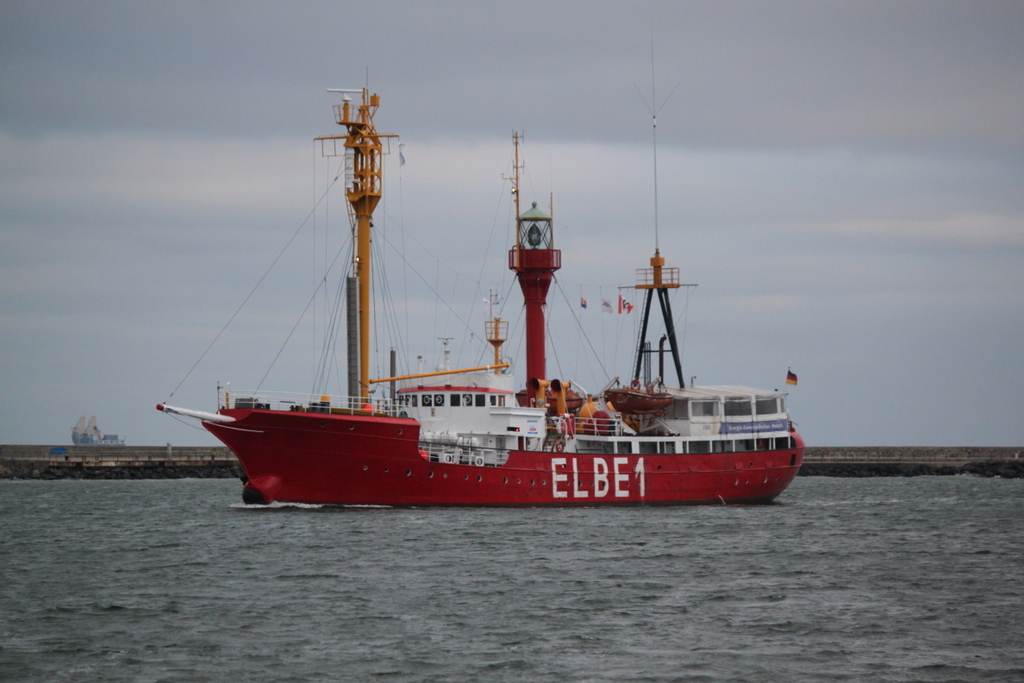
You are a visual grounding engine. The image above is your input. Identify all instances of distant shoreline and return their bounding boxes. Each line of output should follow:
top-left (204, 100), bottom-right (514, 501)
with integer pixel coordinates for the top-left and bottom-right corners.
top-left (1, 444), bottom-right (1021, 479)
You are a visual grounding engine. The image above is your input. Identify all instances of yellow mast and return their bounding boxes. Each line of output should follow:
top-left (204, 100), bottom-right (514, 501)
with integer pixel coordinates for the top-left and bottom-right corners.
top-left (316, 89), bottom-right (396, 399)
top-left (484, 290), bottom-right (508, 375)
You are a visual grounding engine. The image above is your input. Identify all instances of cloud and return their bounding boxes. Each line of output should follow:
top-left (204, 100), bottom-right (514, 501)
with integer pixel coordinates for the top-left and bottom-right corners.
top-left (2, 1), bottom-right (1023, 447)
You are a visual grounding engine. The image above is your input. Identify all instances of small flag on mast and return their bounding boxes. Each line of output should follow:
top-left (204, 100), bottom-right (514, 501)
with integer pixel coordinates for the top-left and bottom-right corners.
top-left (786, 368), bottom-right (798, 385)
top-left (580, 297), bottom-right (587, 309)
top-left (601, 298), bottom-right (613, 314)
top-left (399, 143), bottom-right (406, 166)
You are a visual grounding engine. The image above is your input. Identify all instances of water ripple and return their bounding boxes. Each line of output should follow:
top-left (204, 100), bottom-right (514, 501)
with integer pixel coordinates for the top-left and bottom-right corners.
top-left (1, 477), bottom-right (1022, 681)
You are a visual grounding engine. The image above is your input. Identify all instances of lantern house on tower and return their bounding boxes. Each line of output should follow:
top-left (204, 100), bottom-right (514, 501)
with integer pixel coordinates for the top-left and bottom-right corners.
top-left (509, 198), bottom-right (561, 405)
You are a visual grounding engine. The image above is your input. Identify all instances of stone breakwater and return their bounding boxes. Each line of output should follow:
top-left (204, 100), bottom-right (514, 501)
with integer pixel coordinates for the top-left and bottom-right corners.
top-left (2, 445), bottom-right (1022, 480)
top-left (801, 446), bottom-right (1024, 478)
top-left (1, 445), bottom-right (242, 480)
top-left (798, 461), bottom-right (1024, 478)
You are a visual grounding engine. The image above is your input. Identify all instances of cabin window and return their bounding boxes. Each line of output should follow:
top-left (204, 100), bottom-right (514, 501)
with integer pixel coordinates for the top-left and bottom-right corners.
top-left (434, 394), bottom-right (445, 406)
top-left (410, 395), bottom-right (418, 407)
top-left (451, 394), bottom-right (461, 407)
top-left (691, 400), bottom-right (718, 417)
top-left (421, 394), bottom-right (431, 407)
top-left (724, 399), bottom-right (752, 416)
top-left (713, 441), bottom-right (726, 453)
top-left (659, 442), bottom-right (676, 454)
top-left (666, 399), bottom-right (688, 419)
top-left (616, 441), bottom-right (633, 454)
top-left (463, 393), bottom-right (472, 406)
top-left (498, 395), bottom-right (506, 407)
top-left (640, 441), bottom-right (658, 455)
top-left (755, 397), bottom-right (779, 416)
top-left (475, 394), bottom-right (486, 407)
top-left (736, 439), bottom-right (755, 452)
top-left (690, 441), bottom-right (711, 454)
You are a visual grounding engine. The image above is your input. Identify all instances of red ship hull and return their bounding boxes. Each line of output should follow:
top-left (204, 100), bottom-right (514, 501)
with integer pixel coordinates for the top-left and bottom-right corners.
top-left (207, 409), bottom-right (805, 506)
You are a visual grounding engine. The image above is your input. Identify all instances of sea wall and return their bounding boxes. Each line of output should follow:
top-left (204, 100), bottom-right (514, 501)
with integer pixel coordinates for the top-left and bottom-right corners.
top-left (800, 447), bottom-right (1024, 478)
top-left (803, 446), bottom-right (1022, 464)
top-left (0, 445), bottom-right (240, 480)
top-left (1, 445), bottom-right (1021, 479)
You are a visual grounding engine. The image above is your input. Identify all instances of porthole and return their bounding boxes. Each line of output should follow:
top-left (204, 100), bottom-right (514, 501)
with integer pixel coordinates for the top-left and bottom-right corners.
top-left (477, 475), bottom-right (482, 482)
top-left (763, 477), bottom-right (768, 483)
top-left (530, 479), bottom-right (535, 485)
top-left (429, 471), bottom-right (434, 478)
top-left (348, 424), bottom-right (355, 431)
top-left (362, 465), bottom-right (368, 471)
top-left (541, 479), bottom-right (547, 485)
top-left (503, 477), bottom-right (508, 484)
top-left (443, 473), bottom-right (448, 479)
top-left (516, 478), bottom-right (521, 484)
top-left (384, 467), bottom-right (390, 473)
top-left (734, 479), bottom-right (739, 485)
top-left (406, 469), bottom-right (412, 476)
top-left (398, 428), bottom-right (403, 435)
top-left (321, 421), bottom-right (327, 427)
top-left (464, 475), bottom-right (468, 480)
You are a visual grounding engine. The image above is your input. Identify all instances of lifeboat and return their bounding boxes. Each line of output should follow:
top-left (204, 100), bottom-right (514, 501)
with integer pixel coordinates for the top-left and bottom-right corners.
top-left (604, 383), bottom-right (673, 415)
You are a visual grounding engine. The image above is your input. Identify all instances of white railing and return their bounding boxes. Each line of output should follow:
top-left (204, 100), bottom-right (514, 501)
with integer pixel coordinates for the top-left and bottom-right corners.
top-left (220, 390), bottom-right (402, 416)
top-left (418, 441), bottom-right (510, 467)
top-left (575, 415), bottom-right (623, 437)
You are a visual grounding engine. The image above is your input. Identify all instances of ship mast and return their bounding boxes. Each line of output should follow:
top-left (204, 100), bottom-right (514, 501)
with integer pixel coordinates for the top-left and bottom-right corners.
top-left (632, 65), bottom-right (693, 388)
top-left (317, 89), bottom-right (396, 399)
top-left (484, 289), bottom-right (507, 374)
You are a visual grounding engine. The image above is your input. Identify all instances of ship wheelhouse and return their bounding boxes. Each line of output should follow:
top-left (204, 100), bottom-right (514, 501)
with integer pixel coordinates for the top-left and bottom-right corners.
top-left (397, 371), bottom-right (547, 466)
top-left (574, 385), bottom-right (792, 456)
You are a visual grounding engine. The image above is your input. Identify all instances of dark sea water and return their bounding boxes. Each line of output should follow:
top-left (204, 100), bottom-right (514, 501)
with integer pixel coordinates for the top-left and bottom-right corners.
top-left (1, 476), bottom-right (1022, 682)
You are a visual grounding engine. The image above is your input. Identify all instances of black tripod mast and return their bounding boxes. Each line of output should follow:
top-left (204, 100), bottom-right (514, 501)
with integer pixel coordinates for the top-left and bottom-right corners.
top-left (631, 249), bottom-right (694, 387)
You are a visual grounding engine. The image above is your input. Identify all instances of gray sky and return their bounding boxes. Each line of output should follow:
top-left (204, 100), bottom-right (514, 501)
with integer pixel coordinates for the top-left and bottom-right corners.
top-left (2, 1), bottom-right (1022, 447)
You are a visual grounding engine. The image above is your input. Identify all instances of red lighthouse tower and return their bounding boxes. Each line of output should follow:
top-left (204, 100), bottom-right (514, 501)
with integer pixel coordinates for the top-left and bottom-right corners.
top-left (508, 134), bottom-right (560, 404)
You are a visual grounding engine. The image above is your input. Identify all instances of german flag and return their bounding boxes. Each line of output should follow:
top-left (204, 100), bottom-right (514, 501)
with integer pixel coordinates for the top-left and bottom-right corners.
top-left (786, 369), bottom-right (798, 386)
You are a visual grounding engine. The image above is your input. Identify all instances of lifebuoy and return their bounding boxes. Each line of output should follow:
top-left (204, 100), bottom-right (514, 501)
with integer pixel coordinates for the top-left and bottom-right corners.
top-left (629, 379), bottom-right (641, 391)
top-left (442, 453), bottom-right (454, 464)
top-left (473, 456), bottom-right (485, 467)
top-left (554, 438), bottom-right (565, 453)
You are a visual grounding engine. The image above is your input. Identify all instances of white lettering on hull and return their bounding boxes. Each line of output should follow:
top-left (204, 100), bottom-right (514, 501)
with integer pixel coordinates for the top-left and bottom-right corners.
top-left (551, 457), bottom-right (568, 498)
top-left (613, 457), bottom-right (629, 497)
top-left (572, 458), bottom-right (588, 498)
top-left (552, 456), bottom-right (645, 500)
top-left (594, 458), bottom-right (609, 497)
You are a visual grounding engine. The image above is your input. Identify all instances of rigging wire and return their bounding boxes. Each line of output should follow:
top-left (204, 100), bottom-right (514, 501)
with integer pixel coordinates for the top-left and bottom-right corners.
top-left (376, 230), bottom-right (484, 350)
top-left (552, 275), bottom-right (610, 381)
top-left (311, 238), bottom-right (353, 397)
top-left (459, 145), bottom-right (517, 366)
top-left (312, 154), bottom-right (350, 396)
top-left (257, 234), bottom-right (352, 393)
top-left (167, 169), bottom-right (344, 401)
